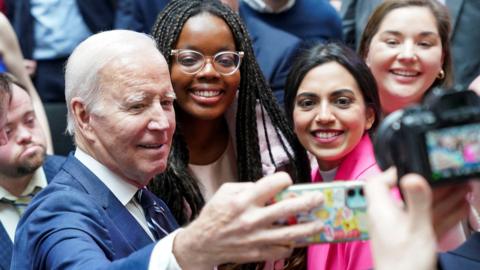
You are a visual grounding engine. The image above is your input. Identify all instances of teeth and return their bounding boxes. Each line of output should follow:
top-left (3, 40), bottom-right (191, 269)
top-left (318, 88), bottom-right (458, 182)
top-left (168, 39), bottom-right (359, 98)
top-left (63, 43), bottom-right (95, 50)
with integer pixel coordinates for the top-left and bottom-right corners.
top-left (141, 144), bottom-right (162, 149)
top-left (391, 70), bottom-right (419, 77)
top-left (193, 90), bottom-right (221, 97)
top-left (314, 131), bottom-right (341, 139)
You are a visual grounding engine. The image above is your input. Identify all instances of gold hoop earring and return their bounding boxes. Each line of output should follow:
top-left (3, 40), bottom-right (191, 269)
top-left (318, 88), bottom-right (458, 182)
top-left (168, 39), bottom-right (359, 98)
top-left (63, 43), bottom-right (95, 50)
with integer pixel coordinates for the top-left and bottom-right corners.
top-left (437, 69), bottom-right (445, 80)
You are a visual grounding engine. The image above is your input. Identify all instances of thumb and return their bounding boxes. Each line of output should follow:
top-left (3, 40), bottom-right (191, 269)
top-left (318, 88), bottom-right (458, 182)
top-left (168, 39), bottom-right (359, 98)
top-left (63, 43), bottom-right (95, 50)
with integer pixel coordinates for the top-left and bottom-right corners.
top-left (399, 174), bottom-right (433, 225)
top-left (248, 171), bottom-right (293, 205)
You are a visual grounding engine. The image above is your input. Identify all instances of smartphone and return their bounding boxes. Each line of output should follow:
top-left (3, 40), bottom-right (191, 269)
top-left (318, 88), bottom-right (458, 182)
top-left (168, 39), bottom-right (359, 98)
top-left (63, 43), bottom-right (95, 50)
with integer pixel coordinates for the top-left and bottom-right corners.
top-left (273, 181), bottom-right (368, 244)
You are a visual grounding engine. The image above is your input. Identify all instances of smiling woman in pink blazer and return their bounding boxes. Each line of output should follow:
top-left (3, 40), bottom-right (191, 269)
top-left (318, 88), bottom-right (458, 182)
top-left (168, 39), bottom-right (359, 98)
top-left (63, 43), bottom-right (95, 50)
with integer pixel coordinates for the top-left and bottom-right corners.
top-left (308, 134), bottom-right (379, 270)
top-left (284, 42), bottom-right (381, 270)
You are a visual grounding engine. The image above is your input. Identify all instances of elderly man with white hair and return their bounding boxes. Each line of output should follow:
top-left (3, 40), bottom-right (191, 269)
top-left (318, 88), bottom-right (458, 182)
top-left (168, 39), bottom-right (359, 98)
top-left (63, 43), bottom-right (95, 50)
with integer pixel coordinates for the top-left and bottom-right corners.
top-left (10, 30), bottom-right (324, 270)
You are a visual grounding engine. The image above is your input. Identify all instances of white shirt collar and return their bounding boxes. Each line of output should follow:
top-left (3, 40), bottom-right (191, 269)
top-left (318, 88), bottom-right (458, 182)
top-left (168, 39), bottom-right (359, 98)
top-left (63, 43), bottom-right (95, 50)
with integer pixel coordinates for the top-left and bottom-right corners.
top-left (74, 148), bottom-right (138, 206)
top-left (318, 167), bottom-right (338, 182)
top-left (0, 167), bottom-right (47, 201)
top-left (242, 0), bottom-right (296, 13)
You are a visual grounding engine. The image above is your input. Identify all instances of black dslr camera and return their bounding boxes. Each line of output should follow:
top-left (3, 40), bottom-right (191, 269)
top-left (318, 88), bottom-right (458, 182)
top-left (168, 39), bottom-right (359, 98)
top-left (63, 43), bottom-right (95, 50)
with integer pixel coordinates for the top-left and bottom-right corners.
top-left (375, 87), bottom-right (480, 185)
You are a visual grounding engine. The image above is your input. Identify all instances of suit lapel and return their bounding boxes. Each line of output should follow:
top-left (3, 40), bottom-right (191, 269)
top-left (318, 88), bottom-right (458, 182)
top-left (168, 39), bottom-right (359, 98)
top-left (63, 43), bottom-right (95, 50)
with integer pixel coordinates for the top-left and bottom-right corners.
top-left (335, 134), bottom-right (376, 180)
top-left (446, 0), bottom-right (464, 31)
top-left (0, 155), bottom-right (65, 270)
top-left (61, 155), bottom-right (152, 251)
top-left (107, 193), bottom-right (154, 251)
top-left (0, 223), bottom-right (12, 270)
top-left (240, 15), bottom-right (261, 57)
top-left (450, 232), bottom-right (480, 262)
top-left (42, 155), bottom-right (66, 182)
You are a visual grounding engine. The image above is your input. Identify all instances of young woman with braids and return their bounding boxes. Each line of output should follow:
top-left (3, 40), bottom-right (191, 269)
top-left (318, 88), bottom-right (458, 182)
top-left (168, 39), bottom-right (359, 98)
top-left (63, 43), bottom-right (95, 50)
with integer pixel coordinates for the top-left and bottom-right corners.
top-left (149, 1), bottom-right (310, 268)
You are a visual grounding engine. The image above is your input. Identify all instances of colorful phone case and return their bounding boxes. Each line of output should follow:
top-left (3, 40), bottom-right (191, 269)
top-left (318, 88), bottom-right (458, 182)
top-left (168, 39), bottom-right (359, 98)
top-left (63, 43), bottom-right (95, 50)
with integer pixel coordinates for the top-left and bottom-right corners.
top-left (273, 181), bottom-right (368, 244)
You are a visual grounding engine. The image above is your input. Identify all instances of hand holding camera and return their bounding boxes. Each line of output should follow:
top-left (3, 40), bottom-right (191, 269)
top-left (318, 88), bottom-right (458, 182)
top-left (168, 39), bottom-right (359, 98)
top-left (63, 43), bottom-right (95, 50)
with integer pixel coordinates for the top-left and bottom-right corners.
top-left (374, 87), bottom-right (475, 240)
top-left (375, 87), bottom-right (480, 185)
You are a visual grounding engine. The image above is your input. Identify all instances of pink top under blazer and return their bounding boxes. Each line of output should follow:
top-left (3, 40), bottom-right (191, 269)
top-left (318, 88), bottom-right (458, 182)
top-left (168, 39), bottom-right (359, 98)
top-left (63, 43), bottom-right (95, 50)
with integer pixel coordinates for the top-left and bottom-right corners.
top-left (308, 134), bottom-right (380, 270)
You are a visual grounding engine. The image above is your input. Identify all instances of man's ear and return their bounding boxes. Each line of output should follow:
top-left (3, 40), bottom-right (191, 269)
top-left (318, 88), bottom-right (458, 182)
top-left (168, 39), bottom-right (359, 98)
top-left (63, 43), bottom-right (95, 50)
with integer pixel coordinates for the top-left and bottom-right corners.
top-left (70, 97), bottom-right (96, 142)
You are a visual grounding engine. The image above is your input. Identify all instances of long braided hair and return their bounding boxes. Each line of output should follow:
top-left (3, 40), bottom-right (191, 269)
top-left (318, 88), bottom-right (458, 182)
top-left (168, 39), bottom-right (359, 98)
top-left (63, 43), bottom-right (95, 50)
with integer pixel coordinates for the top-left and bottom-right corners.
top-left (150, 1), bottom-right (310, 268)
top-left (150, 0), bottom-right (309, 230)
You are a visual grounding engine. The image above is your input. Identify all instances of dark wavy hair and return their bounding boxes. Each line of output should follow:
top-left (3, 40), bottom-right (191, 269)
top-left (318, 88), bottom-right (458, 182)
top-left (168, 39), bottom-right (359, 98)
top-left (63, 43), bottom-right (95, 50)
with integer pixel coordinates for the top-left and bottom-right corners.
top-left (285, 42), bottom-right (381, 134)
top-left (283, 42), bottom-right (380, 269)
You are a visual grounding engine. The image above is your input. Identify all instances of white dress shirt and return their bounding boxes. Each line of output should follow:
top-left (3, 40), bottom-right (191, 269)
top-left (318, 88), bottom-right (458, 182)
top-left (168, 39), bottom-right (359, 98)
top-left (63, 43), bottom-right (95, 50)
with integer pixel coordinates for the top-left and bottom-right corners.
top-left (0, 168), bottom-right (47, 241)
top-left (74, 148), bottom-right (182, 270)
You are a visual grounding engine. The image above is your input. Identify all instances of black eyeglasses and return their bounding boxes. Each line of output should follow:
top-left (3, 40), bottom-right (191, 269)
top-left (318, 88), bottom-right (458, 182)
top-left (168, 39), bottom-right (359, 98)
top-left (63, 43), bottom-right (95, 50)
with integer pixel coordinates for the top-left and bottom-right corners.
top-left (171, 49), bottom-right (244, 76)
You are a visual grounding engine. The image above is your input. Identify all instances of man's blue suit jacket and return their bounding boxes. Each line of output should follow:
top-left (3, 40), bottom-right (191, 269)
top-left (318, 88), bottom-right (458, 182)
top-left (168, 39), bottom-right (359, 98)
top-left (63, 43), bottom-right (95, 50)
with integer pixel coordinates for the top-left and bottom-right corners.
top-left (438, 232), bottom-right (480, 269)
top-left (241, 15), bottom-right (301, 105)
top-left (239, 0), bottom-right (343, 45)
top-left (10, 154), bottom-right (179, 270)
top-left (115, 0), bottom-right (169, 34)
top-left (0, 155), bottom-right (66, 270)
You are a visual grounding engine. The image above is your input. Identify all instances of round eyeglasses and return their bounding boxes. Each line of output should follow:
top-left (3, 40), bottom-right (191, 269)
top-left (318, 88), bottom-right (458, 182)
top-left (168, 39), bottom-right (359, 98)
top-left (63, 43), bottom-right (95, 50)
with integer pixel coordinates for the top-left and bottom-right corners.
top-left (171, 49), bottom-right (244, 76)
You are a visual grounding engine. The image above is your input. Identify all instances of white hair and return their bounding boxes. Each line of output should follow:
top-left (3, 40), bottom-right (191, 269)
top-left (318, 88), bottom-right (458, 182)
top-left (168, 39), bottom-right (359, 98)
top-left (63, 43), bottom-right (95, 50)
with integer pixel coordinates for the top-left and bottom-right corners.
top-left (65, 30), bottom-right (158, 135)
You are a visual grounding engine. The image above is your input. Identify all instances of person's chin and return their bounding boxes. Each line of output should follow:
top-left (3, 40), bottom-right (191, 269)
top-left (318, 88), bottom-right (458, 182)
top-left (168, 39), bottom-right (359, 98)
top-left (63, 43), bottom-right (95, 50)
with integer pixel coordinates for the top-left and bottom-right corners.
top-left (134, 159), bottom-right (168, 180)
top-left (18, 158), bottom-right (43, 175)
top-left (150, 160), bottom-right (168, 175)
top-left (384, 85), bottom-right (423, 103)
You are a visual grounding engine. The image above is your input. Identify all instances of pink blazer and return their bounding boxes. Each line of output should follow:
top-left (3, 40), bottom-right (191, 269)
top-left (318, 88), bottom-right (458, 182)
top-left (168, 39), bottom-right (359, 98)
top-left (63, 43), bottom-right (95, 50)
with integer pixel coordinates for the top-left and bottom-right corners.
top-left (308, 134), bottom-right (380, 270)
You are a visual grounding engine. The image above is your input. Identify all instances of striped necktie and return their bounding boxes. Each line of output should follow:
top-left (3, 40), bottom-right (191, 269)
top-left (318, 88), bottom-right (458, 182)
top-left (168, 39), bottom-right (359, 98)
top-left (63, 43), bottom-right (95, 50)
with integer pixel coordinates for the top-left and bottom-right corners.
top-left (0, 188), bottom-right (40, 216)
top-left (136, 187), bottom-right (169, 240)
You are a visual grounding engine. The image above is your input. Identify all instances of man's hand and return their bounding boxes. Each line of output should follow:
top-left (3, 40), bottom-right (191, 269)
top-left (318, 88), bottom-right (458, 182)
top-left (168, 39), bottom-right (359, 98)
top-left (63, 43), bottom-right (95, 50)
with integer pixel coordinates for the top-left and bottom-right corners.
top-left (468, 181), bottom-right (480, 231)
top-left (432, 182), bottom-right (470, 240)
top-left (365, 168), bottom-right (437, 270)
top-left (172, 172), bottom-right (324, 269)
